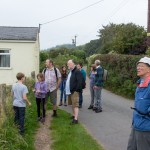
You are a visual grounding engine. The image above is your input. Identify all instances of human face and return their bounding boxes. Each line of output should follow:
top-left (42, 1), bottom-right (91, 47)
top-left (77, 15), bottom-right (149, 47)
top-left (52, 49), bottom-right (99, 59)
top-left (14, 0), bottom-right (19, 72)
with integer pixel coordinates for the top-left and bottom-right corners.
top-left (67, 60), bottom-right (74, 70)
top-left (77, 64), bottom-right (81, 70)
top-left (45, 60), bottom-right (52, 68)
top-left (137, 63), bottom-right (150, 78)
top-left (37, 76), bottom-right (42, 82)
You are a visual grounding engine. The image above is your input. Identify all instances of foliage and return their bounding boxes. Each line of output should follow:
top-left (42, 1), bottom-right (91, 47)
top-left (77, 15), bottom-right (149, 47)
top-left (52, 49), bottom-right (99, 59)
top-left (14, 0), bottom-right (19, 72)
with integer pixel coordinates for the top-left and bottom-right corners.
top-left (51, 109), bottom-right (104, 150)
top-left (40, 48), bottom-right (86, 72)
top-left (97, 23), bottom-right (147, 54)
top-left (0, 91), bottom-right (39, 150)
top-left (83, 39), bottom-right (100, 57)
top-left (87, 54), bottom-right (145, 98)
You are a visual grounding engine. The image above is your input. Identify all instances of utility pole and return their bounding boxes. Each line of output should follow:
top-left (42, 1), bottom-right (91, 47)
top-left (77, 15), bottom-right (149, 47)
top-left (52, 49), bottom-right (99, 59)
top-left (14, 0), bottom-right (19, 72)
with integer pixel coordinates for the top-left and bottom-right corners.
top-left (147, 0), bottom-right (150, 47)
top-left (72, 35), bottom-right (77, 47)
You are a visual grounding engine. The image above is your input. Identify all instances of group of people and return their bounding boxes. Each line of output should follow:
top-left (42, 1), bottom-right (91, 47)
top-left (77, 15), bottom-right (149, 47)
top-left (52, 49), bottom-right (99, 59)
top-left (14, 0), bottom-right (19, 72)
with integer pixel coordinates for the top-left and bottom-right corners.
top-left (11, 59), bottom-right (92, 134)
top-left (11, 56), bottom-right (150, 150)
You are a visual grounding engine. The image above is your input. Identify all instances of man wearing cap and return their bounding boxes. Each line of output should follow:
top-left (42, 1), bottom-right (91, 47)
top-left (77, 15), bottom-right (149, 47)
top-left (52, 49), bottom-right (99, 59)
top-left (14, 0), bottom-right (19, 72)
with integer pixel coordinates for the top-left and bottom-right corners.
top-left (127, 57), bottom-right (150, 150)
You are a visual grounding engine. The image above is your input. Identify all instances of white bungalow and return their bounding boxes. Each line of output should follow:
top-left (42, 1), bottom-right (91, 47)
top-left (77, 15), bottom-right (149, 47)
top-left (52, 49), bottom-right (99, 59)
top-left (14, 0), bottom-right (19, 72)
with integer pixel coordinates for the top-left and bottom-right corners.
top-left (0, 26), bottom-right (40, 84)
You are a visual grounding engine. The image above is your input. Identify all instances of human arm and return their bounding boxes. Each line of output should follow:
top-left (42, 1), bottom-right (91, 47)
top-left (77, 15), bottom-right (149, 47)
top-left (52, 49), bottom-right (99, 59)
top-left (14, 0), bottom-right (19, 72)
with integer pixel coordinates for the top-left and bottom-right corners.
top-left (23, 93), bottom-right (31, 106)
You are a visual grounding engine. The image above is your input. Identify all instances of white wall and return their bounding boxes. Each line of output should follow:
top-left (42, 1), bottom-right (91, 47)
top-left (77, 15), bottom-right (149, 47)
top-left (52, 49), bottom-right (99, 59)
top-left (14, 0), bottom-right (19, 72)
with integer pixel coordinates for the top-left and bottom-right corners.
top-left (0, 40), bottom-right (39, 85)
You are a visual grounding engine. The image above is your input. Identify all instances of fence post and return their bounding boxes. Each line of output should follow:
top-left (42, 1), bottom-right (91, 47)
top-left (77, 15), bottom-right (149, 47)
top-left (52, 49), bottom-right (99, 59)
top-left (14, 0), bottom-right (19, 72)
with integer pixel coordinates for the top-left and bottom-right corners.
top-left (0, 84), bottom-right (6, 126)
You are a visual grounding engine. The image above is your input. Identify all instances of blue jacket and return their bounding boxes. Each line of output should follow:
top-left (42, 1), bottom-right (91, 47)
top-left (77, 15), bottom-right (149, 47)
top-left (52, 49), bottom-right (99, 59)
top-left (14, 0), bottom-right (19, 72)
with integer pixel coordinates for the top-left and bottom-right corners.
top-left (132, 77), bottom-right (150, 131)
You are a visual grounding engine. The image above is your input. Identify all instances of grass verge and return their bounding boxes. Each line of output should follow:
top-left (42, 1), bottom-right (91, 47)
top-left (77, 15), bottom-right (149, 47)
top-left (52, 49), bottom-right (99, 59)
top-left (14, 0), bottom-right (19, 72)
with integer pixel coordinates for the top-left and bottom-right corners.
top-left (51, 109), bottom-right (104, 150)
top-left (0, 92), bottom-right (39, 150)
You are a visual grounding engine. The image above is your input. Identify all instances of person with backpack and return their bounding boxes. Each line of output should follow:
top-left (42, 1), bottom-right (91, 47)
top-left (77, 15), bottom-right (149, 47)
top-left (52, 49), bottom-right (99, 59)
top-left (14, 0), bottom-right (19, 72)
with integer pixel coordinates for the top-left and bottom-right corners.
top-left (43, 59), bottom-right (61, 117)
top-left (127, 57), bottom-right (150, 150)
top-left (66, 60), bottom-right (82, 124)
top-left (93, 59), bottom-right (104, 113)
top-left (77, 63), bottom-right (86, 108)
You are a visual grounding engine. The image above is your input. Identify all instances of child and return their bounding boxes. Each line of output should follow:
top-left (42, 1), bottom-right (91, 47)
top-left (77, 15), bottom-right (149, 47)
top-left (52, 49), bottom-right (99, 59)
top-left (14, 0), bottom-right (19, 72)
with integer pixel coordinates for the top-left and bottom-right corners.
top-left (33, 73), bottom-right (47, 123)
top-left (12, 72), bottom-right (31, 135)
top-left (59, 66), bottom-right (67, 106)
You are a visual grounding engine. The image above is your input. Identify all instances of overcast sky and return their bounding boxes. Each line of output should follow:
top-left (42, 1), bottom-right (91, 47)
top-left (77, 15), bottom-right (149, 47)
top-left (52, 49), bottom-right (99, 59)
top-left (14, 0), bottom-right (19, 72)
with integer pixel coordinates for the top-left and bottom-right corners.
top-left (0, 0), bottom-right (147, 49)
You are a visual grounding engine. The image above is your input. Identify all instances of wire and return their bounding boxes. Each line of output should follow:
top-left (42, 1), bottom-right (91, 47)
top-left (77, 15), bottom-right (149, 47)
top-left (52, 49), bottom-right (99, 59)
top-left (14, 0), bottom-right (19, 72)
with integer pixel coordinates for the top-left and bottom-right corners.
top-left (40, 0), bottom-right (105, 25)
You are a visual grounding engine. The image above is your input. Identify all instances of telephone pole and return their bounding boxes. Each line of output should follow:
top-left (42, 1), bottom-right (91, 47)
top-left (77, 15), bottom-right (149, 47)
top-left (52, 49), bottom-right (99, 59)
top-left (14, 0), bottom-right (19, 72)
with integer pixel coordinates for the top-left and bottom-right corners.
top-left (72, 35), bottom-right (77, 47)
top-left (147, 0), bottom-right (150, 47)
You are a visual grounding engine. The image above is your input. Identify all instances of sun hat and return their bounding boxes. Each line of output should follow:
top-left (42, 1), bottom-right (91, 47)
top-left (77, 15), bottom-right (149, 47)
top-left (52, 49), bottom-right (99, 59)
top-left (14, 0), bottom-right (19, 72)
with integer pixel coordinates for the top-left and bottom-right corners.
top-left (138, 57), bottom-right (150, 66)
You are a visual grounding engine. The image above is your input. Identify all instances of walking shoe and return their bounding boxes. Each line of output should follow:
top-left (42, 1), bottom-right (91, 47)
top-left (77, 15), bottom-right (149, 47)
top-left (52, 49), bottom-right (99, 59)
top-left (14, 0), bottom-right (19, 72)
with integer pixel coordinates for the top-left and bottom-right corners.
top-left (93, 107), bottom-right (97, 111)
top-left (59, 102), bottom-right (62, 106)
top-left (70, 116), bottom-right (75, 119)
top-left (95, 109), bottom-right (102, 113)
top-left (41, 117), bottom-right (45, 123)
top-left (51, 110), bottom-right (57, 117)
top-left (37, 117), bottom-right (42, 121)
top-left (88, 105), bottom-right (93, 109)
top-left (79, 105), bottom-right (82, 108)
top-left (71, 119), bottom-right (78, 124)
top-left (64, 102), bottom-right (67, 106)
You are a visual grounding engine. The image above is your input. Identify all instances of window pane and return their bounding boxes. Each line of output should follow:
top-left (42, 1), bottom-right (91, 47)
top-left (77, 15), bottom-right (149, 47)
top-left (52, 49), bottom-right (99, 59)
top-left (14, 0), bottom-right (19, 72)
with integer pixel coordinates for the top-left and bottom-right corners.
top-left (0, 55), bottom-right (10, 67)
top-left (0, 50), bottom-right (9, 53)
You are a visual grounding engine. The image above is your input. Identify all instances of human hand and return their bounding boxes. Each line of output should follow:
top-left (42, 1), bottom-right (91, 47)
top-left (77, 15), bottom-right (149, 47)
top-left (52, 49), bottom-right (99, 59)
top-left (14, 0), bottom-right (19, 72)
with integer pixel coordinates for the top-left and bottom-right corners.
top-left (28, 102), bottom-right (31, 106)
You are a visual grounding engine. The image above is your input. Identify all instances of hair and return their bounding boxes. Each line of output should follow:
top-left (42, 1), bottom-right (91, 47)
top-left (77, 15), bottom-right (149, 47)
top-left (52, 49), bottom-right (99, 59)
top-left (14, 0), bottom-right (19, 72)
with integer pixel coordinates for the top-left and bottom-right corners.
top-left (91, 64), bottom-right (96, 71)
top-left (78, 63), bottom-right (83, 68)
top-left (16, 72), bottom-right (25, 80)
top-left (95, 60), bottom-right (101, 66)
top-left (47, 59), bottom-right (54, 65)
top-left (37, 73), bottom-right (45, 81)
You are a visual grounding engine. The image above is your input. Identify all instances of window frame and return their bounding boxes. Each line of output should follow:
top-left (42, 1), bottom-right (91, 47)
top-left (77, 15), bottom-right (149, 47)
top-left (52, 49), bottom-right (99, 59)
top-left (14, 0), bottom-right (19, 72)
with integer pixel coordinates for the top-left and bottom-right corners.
top-left (0, 48), bottom-right (11, 69)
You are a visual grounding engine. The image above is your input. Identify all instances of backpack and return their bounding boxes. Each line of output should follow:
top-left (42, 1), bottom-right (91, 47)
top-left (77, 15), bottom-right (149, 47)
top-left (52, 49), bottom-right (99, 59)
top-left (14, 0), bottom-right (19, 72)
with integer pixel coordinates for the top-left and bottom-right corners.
top-left (102, 68), bottom-right (108, 81)
top-left (43, 67), bottom-right (58, 80)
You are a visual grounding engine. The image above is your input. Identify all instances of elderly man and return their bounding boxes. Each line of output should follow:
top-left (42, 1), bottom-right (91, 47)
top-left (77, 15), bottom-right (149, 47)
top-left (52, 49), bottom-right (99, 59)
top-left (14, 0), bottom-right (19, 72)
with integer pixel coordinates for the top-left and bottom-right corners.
top-left (66, 60), bottom-right (82, 124)
top-left (43, 59), bottom-right (61, 117)
top-left (93, 59), bottom-right (104, 113)
top-left (127, 57), bottom-right (150, 150)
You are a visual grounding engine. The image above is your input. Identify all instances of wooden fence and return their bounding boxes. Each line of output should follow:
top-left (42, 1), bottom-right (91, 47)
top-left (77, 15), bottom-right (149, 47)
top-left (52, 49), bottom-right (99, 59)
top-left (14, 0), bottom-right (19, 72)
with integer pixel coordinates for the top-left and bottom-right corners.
top-left (0, 84), bottom-right (6, 126)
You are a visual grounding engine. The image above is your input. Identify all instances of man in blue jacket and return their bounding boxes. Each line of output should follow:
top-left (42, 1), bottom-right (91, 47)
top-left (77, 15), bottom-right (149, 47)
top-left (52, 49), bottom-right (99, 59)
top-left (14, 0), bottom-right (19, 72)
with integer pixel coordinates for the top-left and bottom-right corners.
top-left (93, 59), bottom-right (104, 113)
top-left (127, 57), bottom-right (150, 150)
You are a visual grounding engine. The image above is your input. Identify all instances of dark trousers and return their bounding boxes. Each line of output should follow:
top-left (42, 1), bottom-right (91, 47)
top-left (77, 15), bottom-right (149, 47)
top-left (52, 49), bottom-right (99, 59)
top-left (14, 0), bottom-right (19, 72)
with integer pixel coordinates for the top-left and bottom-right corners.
top-left (79, 91), bottom-right (83, 106)
top-left (13, 106), bottom-right (25, 134)
top-left (36, 98), bottom-right (46, 118)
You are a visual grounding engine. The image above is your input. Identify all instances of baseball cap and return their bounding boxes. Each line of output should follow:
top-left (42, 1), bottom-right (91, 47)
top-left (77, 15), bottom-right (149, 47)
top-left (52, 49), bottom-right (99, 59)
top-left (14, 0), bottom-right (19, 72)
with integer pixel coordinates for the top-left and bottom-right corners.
top-left (138, 57), bottom-right (150, 66)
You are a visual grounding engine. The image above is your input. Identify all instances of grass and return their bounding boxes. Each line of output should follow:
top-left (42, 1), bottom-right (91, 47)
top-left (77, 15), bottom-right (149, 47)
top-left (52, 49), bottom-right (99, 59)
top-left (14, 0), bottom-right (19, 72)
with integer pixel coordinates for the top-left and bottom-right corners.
top-left (1, 90), bottom-right (104, 150)
top-left (51, 109), bottom-right (104, 150)
top-left (0, 92), bottom-right (39, 150)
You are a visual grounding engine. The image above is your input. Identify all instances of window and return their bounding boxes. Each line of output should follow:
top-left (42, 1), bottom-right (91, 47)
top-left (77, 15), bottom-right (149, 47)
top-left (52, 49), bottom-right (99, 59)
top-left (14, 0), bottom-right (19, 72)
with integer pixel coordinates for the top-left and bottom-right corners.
top-left (0, 49), bottom-right (10, 68)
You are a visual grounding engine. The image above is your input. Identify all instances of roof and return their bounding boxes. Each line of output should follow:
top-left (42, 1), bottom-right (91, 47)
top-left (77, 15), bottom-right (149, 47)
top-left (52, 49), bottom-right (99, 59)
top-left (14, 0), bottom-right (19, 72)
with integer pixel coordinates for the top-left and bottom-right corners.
top-left (0, 26), bottom-right (39, 41)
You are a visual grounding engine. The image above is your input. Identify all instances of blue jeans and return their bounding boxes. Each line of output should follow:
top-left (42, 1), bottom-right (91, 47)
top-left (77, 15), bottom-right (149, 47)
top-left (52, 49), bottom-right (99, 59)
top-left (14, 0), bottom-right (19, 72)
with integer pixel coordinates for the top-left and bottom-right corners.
top-left (60, 80), bottom-right (67, 103)
top-left (13, 106), bottom-right (25, 134)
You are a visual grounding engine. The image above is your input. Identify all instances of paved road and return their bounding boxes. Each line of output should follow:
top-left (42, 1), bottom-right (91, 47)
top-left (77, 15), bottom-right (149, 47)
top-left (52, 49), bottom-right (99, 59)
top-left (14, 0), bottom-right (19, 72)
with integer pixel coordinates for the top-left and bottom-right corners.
top-left (58, 77), bottom-right (134, 150)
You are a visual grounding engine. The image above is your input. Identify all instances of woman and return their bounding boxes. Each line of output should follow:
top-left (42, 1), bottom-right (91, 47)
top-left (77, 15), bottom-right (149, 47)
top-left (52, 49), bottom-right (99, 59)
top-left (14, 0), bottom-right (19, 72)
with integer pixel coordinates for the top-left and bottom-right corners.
top-left (127, 57), bottom-right (150, 150)
top-left (59, 66), bottom-right (67, 106)
top-left (88, 64), bottom-right (97, 109)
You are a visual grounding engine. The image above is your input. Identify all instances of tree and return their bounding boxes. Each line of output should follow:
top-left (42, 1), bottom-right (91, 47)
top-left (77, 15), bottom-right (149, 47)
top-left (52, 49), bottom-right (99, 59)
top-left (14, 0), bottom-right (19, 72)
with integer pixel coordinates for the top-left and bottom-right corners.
top-left (97, 23), bottom-right (147, 54)
top-left (83, 39), bottom-right (100, 56)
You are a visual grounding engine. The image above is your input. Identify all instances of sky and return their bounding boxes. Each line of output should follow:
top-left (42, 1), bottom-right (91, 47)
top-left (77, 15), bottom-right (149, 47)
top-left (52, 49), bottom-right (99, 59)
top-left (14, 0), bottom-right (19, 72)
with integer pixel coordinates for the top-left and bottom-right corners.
top-left (0, 0), bottom-right (147, 49)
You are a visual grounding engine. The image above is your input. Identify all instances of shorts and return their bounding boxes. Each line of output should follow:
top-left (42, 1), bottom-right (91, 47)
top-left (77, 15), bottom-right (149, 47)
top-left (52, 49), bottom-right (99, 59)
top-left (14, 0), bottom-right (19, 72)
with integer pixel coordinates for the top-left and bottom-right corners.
top-left (68, 92), bottom-right (79, 108)
top-left (46, 89), bottom-right (57, 105)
